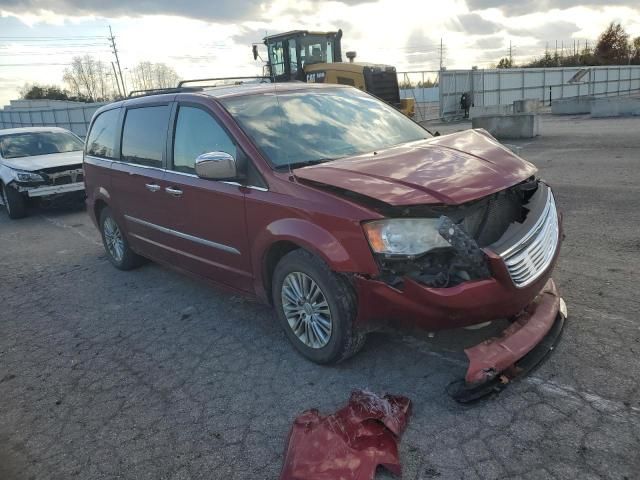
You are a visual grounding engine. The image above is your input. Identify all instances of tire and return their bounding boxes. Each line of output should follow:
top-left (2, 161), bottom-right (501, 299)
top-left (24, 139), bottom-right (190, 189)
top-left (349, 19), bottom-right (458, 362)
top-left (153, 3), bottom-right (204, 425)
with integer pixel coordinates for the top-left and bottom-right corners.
top-left (272, 249), bottom-right (366, 364)
top-left (99, 207), bottom-right (145, 270)
top-left (1, 183), bottom-right (27, 219)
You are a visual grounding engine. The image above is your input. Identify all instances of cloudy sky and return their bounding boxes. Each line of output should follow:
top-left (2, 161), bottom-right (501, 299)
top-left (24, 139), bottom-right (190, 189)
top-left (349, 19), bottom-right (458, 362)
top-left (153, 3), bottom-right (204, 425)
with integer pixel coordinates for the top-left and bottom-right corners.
top-left (1, 0), bottom-right (639, 105)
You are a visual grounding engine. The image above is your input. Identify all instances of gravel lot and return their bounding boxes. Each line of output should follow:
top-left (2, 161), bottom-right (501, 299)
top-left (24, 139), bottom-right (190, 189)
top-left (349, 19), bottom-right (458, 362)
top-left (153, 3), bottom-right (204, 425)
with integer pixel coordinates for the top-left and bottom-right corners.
top-left (1, 114), bottom-right (639, 480)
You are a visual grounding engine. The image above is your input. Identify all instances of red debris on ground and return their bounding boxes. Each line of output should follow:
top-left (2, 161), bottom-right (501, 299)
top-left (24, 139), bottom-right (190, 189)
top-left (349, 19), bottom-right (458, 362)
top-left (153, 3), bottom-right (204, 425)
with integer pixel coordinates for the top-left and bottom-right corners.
top-left (280, 390), bottom-right (412, 480)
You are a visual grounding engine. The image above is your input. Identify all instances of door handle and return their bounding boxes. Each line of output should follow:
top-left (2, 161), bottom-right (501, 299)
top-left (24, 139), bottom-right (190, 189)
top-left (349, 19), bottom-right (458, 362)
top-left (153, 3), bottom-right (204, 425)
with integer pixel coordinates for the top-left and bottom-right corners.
top-left (165, 186), bottom-right (183, 197)
top-left (145, 183), bottom-right (161, 192)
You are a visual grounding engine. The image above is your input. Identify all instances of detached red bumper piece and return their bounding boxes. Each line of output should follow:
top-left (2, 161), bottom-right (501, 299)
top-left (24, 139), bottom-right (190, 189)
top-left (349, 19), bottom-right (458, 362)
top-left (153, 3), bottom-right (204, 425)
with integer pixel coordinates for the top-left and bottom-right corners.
top-left (280, 390), bottom-right (412, 480)
top-left (450, 279), bottom-right (566, 403)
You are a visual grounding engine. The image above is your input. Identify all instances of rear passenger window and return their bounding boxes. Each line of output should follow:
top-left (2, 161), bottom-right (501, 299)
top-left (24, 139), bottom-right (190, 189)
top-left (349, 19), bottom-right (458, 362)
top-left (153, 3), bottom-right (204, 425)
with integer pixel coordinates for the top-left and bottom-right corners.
top-left (86, 108), bottom-right (119, 158)
top-left (173, 106), bottom-right (236, 174)
top-left (121, 105), bottom-right (170, 168)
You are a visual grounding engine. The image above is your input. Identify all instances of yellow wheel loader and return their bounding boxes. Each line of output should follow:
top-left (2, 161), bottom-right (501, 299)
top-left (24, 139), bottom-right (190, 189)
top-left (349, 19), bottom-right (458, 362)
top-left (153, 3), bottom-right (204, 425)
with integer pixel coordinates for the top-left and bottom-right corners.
top-left (256, 30), bottom-right (415, 118)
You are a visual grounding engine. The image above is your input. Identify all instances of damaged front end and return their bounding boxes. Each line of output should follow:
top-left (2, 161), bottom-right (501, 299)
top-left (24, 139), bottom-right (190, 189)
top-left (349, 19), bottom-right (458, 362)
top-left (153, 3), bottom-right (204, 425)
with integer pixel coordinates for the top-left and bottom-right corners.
top-left (370, 175), bottom-right (541, 290)
top-left (353, 177), bottom-right (566, 401)
top-left (12, 164), bottom-right (85, 199)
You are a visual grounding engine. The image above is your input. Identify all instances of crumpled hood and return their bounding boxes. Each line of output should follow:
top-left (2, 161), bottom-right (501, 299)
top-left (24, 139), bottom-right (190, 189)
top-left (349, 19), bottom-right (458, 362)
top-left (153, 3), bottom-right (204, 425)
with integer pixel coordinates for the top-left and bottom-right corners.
top-left (293, 129), bottom-right (537, 206)
top-left (1, 150), bottom-right (83, 171)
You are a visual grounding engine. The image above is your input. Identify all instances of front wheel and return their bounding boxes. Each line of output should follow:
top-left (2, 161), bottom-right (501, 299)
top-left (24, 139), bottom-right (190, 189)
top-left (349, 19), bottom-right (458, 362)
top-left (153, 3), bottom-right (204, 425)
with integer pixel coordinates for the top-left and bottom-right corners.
top-left (1, 183), bottom-right (27, 219)
top-left (99, 207), bottom-right (145, 270)
top-left (272, 249), bottom-right (366, 364)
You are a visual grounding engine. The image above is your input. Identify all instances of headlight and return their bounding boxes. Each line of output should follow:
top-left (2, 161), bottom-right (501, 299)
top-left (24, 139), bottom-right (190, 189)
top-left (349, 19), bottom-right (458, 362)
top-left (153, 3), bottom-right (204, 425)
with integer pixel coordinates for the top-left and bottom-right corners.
top-left (363, 218), bottom-right (451, 256)
top-left (13, 170), bottom-right (45, 183)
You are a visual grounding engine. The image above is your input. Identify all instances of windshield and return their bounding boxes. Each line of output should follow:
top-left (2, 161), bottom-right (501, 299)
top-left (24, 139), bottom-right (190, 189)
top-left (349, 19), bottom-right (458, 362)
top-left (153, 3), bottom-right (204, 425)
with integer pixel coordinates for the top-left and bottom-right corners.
top-left (0, 131), bottom-right (84, 159)
top-left (221, 87), bottom-right (429, 168)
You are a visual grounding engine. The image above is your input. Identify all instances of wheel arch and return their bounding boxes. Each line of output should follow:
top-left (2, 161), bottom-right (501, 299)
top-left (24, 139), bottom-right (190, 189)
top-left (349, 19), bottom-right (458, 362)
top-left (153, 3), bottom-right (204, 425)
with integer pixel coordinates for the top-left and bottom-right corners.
top-left (94, 198), bottom-right (108, 224)
top-left (254, 218), bottom-right (365, 303)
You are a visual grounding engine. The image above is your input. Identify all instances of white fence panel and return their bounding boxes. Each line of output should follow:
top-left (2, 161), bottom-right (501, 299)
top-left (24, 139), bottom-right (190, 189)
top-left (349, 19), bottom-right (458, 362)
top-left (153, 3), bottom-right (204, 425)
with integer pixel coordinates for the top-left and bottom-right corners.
top-left (439, 65), bottom-right (640, 118)
top-left (0, 101), bottom-right (107, 137)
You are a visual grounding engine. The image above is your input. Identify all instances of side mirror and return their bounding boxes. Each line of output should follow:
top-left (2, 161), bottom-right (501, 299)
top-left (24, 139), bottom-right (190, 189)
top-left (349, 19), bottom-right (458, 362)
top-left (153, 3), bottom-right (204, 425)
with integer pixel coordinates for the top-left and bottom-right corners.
top-left (195, 152), bottom-right (237, 180)
top-left (252, 45), bottom-right (259, 61)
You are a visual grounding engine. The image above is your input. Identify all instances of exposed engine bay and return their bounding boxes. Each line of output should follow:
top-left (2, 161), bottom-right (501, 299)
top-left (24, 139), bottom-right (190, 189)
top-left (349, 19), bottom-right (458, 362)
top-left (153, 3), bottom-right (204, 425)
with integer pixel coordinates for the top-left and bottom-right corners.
top-left (369, 176), bottom-right (544, 289)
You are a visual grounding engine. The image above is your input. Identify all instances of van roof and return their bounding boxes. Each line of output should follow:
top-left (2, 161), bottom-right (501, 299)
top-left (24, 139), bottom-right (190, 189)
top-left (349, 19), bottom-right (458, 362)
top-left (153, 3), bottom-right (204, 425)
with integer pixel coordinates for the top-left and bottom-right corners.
top-left (200, 82), bottom-right (347, 99)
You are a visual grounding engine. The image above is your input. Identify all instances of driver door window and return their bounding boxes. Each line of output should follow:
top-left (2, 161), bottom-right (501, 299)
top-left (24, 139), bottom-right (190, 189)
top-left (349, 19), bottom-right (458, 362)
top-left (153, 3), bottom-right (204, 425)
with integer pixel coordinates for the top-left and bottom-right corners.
top-left (268, 41), bottom-right (285, 77)
top-left (172, 106), bottom-right (236, 174)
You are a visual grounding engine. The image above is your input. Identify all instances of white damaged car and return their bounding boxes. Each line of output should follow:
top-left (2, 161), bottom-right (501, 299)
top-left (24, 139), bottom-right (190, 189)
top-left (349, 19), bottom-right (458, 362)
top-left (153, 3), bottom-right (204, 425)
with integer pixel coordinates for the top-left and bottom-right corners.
top-left (0, 127), bottom-right (85, 219)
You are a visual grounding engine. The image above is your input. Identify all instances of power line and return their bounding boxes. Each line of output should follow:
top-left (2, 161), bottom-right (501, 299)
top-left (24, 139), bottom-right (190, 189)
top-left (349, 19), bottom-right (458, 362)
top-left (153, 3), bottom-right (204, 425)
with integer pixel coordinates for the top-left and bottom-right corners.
top-left (0, 63), bottom-right (71, 66)
top-left (0, 36), bottom-right (105, 40)
top-left (0, 51), bottom-right (111, 56)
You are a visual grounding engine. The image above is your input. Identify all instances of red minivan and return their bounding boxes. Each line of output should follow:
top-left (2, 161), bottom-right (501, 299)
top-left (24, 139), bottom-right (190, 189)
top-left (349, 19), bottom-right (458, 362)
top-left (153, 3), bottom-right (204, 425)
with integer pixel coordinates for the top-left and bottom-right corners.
top-left (84, 82), bottom-right (565, 397)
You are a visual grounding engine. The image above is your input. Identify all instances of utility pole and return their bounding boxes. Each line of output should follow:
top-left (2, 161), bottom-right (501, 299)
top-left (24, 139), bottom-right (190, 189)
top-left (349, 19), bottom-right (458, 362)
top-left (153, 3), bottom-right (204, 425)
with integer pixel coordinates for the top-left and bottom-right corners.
top-left (509, 40), bottom-right (512, 65)
top-left (109, 26), bottom-right (126, 96)
top-left (439, 38), bottom-right (443, 70)
top-left (111, 62), bottom-right (122, 97)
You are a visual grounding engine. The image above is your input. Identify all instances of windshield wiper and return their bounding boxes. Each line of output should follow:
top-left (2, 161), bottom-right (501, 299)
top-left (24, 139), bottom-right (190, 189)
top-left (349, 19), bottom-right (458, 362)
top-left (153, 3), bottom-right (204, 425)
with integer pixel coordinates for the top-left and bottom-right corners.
top-left (275, 159), bottom-right (331, 171)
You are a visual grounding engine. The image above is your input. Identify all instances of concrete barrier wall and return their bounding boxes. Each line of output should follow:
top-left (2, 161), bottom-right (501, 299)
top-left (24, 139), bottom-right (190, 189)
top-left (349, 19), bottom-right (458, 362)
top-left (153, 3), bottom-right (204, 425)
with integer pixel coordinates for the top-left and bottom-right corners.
top-left (471, 113), bottom-right (540, 139)
top-left (590, 97), bottom-right (640, 118)
top-left (469, 104), bottom-right (513, 119)
top-left (514, 99), bottom-right (540, 113)
top-left (551, 96), bottom-right (594, 115)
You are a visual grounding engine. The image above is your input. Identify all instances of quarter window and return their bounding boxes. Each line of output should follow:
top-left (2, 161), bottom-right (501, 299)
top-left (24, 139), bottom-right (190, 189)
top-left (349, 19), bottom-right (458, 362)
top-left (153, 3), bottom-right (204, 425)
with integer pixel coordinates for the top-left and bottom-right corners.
top-left (172, 106), bottom-right (236, 174)
top-left (86, 108), bottom-right (120, 159)
top-left (121, 105), bottom-right (170, 168)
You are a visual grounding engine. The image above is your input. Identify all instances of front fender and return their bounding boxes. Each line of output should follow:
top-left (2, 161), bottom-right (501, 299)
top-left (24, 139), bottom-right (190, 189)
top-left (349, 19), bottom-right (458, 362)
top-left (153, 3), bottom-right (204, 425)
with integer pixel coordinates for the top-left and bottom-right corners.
top-left (252, 217), bottom-right (378, 300)
top-left (0, 164), bottom-right (16, 186)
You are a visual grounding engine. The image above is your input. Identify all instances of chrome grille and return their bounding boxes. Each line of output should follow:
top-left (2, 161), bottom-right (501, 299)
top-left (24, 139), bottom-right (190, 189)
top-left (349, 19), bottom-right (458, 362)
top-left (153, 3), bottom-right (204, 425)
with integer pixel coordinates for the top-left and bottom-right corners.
top-left (498, 189), bottom-right (559, 288)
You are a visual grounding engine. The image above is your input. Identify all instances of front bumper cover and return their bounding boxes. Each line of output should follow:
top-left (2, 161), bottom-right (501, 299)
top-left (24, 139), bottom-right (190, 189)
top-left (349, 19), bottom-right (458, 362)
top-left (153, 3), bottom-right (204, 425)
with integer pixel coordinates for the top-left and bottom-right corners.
top-left (448, 278), bottom-right (566, 403)
top-left (16, 181), bottom-right (85, 197)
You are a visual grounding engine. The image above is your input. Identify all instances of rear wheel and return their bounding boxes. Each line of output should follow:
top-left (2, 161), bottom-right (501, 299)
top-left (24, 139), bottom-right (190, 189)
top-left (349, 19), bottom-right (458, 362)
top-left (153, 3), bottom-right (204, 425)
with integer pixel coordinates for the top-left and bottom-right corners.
top-left (1, 183), bottom-right (27, 219)
top-left (99, 207), bottom-right (145, 270)
top-left (272, 249), bottom-right (366, 364)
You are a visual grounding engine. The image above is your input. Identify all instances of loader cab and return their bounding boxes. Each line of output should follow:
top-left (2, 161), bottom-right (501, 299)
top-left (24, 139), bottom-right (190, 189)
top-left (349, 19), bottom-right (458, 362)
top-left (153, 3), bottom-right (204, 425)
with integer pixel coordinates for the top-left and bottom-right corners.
top-left (263, 30), bottom-right (343, 82)
top-left (260, 29), bottom-right (413, 117)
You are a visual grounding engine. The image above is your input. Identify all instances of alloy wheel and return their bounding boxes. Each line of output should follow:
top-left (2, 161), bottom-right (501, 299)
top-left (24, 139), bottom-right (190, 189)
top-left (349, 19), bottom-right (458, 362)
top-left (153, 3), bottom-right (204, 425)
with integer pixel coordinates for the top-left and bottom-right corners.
top-left (103, 216), bottom-right (125, 263)
top-left (281, 271), bottom-right (332, 349)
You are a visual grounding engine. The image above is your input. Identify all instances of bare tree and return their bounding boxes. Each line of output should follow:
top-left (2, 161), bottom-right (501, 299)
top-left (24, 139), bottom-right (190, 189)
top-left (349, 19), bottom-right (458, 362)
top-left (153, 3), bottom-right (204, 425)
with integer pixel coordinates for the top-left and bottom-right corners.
top-left (130, 62), bottom-right (180, 91)
top-left (63, 55), bottom-right (116, 102)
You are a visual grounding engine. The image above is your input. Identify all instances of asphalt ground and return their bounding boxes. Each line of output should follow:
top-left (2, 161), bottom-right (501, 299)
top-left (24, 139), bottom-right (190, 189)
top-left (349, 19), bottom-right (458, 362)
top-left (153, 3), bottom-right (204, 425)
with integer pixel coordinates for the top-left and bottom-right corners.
top-left (1, 114), bottom-right (639, 479)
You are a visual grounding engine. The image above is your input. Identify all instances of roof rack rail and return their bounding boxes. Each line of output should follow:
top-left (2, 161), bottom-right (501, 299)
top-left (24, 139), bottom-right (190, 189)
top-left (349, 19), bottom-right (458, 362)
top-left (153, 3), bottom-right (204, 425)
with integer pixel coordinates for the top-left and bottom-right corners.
top-left (177, 76), bottom-right (273, 87)
top-left (127, 86), bottom-right (203, 98)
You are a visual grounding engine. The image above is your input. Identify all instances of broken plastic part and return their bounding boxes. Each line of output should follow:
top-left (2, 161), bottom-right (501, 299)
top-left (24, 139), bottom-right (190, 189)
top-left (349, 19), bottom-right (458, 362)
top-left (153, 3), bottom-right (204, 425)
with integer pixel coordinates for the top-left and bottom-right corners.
top-left (438, 215), bottom-right (491, 278)
top-left (279, 390), bottom-right (412, 480)
top-left (448, 279), bottom-right (565, 403)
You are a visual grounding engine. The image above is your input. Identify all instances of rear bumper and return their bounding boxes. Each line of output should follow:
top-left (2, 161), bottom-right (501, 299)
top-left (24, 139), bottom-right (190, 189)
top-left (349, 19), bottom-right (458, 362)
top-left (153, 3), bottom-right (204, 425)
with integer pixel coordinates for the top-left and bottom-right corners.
top-left (17, 182), bottom-right (85, 198)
